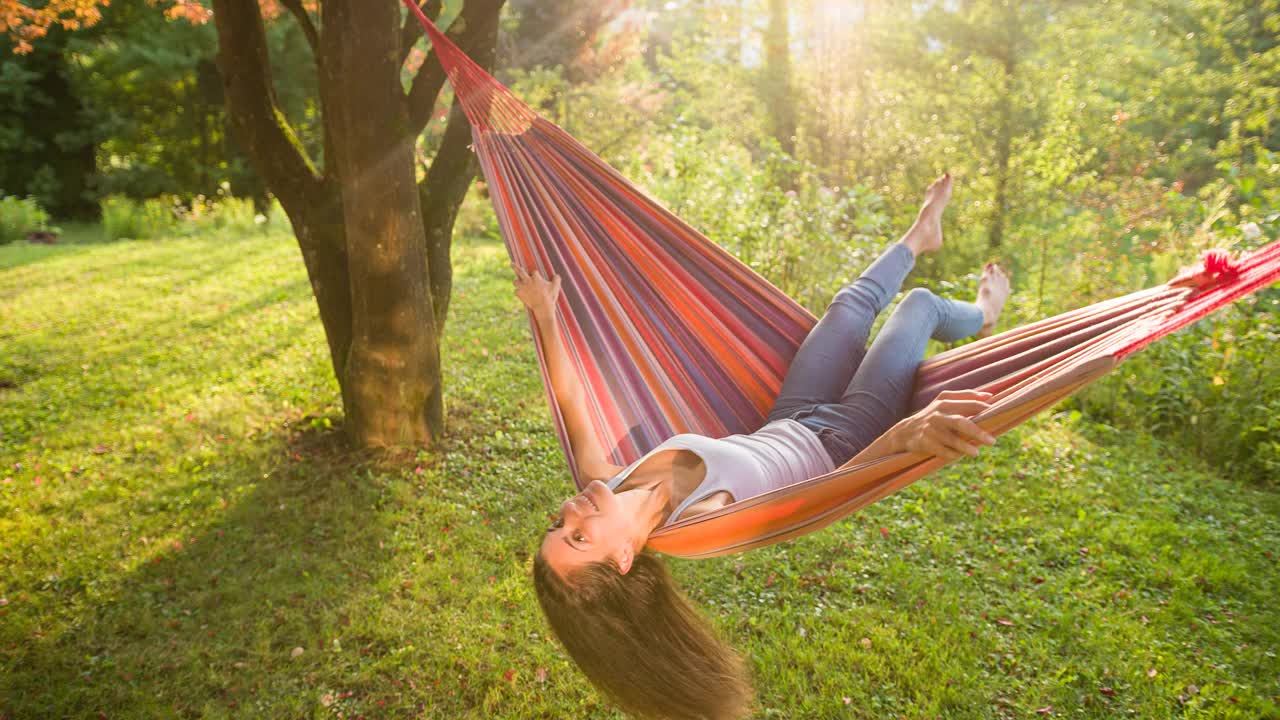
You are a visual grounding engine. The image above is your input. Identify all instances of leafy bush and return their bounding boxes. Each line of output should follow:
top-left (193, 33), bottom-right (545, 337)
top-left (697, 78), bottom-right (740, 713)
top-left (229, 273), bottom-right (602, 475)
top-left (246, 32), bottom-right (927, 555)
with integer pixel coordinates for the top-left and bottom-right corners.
top-left (616, 121), bottom-right (890, 313)
top-left (101, 195), bottom-right (178, 241)
top-left (177, 192), bottom-right (265, 236)
top-left (101, 187), bottom-right (272, 242)
top-left (1074, 158), bottom-right (1280, 485)
top-left (1079, 294), bottom-right (1280, 486)
top-left (0, 194), bottom-right (51, 245)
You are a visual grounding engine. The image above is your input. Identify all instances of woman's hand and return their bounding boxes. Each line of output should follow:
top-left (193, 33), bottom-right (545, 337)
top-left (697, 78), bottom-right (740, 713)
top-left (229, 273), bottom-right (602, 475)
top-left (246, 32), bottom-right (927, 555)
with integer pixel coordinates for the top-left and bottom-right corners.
top-left (513, 263), bottom-right (562, 317)
top-left (893, 389), bottom-right (997, 461)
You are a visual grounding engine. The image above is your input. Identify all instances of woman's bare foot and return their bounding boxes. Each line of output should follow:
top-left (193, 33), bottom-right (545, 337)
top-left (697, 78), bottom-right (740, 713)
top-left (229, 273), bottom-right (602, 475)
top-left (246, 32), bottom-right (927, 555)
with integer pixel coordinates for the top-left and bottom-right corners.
top-left (902, 173), bottom-right (953, 257)
top-left (976, 262), bottom-right (1010, 338)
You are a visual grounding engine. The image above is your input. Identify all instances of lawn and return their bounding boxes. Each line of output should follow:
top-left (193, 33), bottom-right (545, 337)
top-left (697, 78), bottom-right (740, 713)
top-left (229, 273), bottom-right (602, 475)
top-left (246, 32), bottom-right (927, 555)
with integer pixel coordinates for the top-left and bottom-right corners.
top-left (1, 229), bottom-right (1277, 719)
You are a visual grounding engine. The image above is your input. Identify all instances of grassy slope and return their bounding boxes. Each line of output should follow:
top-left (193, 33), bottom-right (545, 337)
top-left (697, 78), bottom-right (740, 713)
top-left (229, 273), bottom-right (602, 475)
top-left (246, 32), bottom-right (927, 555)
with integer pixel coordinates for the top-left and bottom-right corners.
top-left (1, 231), bottom-right (1277, 719)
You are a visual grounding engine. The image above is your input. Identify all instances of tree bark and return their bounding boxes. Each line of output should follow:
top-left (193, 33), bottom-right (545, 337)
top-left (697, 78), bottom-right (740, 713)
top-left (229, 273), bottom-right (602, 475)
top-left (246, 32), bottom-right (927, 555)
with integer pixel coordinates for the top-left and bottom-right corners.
top-left (421, 98), bottom-right (474, 340)
top-left (321, 0), bottom-right (441, 447)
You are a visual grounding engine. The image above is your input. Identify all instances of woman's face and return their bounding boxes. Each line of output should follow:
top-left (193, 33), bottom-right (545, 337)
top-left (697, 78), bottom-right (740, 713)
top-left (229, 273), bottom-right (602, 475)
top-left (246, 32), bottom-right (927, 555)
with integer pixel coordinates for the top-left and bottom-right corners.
top-left (540, 479), bottom-right (635, 580)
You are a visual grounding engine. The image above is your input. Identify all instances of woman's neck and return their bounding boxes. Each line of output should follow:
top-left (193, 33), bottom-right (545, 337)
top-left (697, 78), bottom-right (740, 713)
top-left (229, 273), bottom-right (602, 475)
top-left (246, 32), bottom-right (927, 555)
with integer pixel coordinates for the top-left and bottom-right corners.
top-left (614, 455), bottom-right (705, 535)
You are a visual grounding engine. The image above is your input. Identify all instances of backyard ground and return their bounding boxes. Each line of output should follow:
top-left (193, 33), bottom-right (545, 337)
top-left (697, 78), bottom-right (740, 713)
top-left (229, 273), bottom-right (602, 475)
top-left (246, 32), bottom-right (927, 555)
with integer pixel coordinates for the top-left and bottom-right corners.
top-left (1, 230), bottom-right (1277, 718)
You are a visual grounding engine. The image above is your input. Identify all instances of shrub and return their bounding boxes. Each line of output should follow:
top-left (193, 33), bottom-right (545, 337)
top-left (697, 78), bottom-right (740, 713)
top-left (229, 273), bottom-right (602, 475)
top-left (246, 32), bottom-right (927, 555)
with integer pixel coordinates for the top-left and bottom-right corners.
top-left (616, 121), bottom-right (890, 314)
top-left (0, 194), bottom-right (51, 245)
top-left (178, 192), bottom-right (265, 236)
top-left (1074, 157), bottom-right (1280, 486)
top-left (1078, 293), bottom-right (1280, 486)
top-left (101, 195), bottom-right (178, 241)
top-left (101, 192), bottom-right (276, 242)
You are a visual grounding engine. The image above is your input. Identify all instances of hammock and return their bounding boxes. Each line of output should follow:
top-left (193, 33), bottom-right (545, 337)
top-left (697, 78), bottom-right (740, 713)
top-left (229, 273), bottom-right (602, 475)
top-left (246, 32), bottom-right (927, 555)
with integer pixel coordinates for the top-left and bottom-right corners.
top-left (404, 2), bottom-right (1280, 558)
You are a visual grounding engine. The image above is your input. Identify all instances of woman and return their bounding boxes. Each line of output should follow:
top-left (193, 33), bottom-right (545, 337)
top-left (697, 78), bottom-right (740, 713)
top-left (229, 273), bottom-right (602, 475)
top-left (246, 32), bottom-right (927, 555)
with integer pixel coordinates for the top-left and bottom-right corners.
top-left (522, 173), bottom-right (1010, 720)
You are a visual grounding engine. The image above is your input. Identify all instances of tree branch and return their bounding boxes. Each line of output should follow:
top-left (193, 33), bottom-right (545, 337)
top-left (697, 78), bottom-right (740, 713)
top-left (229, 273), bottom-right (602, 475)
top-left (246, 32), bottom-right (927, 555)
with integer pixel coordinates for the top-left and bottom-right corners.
top-left (399, 0), bottom-right (442, 66)
top-left (419, 100), bottom-right (479, 337)
top-left (210, 0), bottom-right (322, 211)
top-left (279, 0), bottom-right (321, 58)
top-left (404, 0), bottom-right (504, 135)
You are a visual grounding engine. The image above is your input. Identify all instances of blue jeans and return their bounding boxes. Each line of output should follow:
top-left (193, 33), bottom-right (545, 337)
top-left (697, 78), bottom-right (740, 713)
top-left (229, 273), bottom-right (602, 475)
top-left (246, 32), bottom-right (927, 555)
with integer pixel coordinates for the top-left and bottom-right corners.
top-left (766, 242), bottom-right (985, 466)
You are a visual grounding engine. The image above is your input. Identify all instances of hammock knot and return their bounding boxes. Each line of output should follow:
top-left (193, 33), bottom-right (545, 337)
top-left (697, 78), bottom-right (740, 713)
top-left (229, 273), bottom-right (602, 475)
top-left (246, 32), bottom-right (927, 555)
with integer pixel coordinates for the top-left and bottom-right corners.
top-left (1168, 248), bottom-right (1240, 289)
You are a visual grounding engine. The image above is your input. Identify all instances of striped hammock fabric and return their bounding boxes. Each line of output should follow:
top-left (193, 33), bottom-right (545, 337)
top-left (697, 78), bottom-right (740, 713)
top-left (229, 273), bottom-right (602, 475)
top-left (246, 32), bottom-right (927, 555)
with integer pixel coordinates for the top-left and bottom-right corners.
top-left (404, 1), bottom-right (1280, 558)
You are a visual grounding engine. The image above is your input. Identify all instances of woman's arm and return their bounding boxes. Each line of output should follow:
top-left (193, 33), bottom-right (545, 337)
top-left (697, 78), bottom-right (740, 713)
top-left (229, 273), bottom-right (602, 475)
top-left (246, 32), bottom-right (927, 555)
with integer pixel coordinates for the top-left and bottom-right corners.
top-left (515, 266), bottom-right (625, 482)
top-left (844, 389), bottom-right (998, 466)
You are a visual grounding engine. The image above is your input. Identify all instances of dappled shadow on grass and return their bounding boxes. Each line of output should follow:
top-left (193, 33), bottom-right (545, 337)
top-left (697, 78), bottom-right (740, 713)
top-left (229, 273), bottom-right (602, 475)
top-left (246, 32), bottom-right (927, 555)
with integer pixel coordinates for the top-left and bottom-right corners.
top-left (0, 422), bottom-right (407, 718)
top-left (1, 274), bottom-right (316, 451)
top-left (0, 231), bottom-right (288, 297)
top-left (1, 236), bottom-right (610, 719)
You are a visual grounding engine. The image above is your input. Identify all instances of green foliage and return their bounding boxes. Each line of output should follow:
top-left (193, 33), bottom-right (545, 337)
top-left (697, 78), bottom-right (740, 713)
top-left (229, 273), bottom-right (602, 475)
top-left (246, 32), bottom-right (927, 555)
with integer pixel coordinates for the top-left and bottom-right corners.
top-left (1082, 296), bottom-right (1280, 486)
top-left (617, 122), bottom-right (890, 312)
top-left (0, 1), bottom-right (322, 213)
top-left (74, 6), bottom-right (317, 205)
top-left (1076, 156), bottom-right (1280, 485)
top-left (100, 194), bottom-right (177, 241)
top-left (0, 194), bottom-right (51, 245)
top-left (101, 187), bottom-right (277, 242)
top-left (0, 28), bottom-right (101, 219)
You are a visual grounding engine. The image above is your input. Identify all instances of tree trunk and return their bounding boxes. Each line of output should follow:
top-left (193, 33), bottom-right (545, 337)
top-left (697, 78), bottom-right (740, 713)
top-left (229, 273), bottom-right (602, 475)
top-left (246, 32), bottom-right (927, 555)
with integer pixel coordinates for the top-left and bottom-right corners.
top-left (989, 70), bottom-right (1012, 251)
top-left (212, 0), bottom-right (356, 420)
top-left (213, 0), bottom-right (504, 449)
top-left (421, 102), bottom-right (474, 340)
top-left (321, 0), bottom-right (441, 447)
top-left (988, 5), bottom-right (1020, 251)
top-left (763, 0), bottom-right (797, 158)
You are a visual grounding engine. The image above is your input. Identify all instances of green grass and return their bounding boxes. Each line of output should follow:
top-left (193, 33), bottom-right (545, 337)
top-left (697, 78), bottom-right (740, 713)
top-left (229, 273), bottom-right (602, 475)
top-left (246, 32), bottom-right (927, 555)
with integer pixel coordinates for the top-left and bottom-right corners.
top-left (1, 228), bottom-right (1278, 719)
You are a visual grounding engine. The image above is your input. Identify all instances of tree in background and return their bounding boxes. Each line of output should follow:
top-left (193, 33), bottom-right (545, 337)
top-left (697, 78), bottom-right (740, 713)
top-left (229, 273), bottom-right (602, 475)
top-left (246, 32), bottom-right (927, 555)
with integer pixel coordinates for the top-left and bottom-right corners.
top-left (214, 0), bottom-right (505, 449)
top-left (0, 25), bottom-right (100, 218)
top-left (1, 0), bottom-right (105, 53)
top-left (1, 0), bottom-right (318, 216)
top-left (79, 1), bottom-right (319, 207)
top-left (504, 0), bottom-right (632, 82)
top-left (10, 0), bottom-right (506, 449)
top-left (762, 0), bottom-right (796, 158)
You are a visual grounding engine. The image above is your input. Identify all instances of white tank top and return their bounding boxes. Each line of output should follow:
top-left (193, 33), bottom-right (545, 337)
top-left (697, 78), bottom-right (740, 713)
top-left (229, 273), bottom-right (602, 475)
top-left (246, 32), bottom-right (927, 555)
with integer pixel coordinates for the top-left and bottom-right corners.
top-left (605, 418), bottom-right (835, 526)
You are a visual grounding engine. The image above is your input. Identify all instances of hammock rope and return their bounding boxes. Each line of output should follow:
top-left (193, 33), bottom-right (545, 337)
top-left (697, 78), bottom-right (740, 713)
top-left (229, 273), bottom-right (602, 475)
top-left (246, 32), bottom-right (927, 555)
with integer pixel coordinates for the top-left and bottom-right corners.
top-left (403, 1), bottom-right (1280, 558)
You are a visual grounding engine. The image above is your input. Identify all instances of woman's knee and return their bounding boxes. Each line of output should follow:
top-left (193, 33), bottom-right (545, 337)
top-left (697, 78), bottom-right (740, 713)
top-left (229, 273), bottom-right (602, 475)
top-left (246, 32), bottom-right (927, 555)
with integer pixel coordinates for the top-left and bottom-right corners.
top-left (887, 287), bottom-right (940, 325)
top-left (898, 287), bottom-right (937, 310)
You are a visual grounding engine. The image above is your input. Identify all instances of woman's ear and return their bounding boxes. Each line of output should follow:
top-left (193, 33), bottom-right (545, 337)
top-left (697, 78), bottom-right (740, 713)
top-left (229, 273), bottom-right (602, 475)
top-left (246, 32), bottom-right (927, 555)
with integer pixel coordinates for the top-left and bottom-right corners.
top-left (616, 543), bottom-right (633, 575)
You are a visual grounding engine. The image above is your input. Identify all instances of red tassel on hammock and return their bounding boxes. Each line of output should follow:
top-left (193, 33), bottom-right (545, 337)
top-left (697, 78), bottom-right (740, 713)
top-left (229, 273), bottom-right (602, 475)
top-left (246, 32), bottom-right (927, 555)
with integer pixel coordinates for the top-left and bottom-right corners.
top-left (1169, 248), bottom-right (1241, 290)
top-left (1202, 249), bottom-right (1239, 277)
